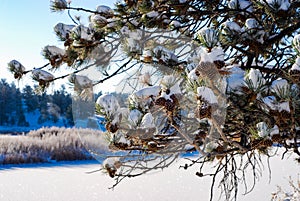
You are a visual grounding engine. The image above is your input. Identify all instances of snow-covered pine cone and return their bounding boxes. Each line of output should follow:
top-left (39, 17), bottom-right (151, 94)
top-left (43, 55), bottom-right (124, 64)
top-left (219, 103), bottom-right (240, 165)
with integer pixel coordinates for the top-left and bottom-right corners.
top-left (104, 164), bottom-right (117, 178)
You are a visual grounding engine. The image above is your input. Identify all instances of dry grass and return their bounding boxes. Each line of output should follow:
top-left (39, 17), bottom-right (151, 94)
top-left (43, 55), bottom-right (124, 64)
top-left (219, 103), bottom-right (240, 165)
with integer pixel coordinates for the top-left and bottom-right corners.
top-left (0, 127), bottom-right (107, 165)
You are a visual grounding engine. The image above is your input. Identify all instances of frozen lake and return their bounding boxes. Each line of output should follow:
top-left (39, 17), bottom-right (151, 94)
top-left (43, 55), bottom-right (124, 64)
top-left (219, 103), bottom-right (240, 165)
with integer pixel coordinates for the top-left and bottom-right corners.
top-left (0, 152), bottom-right (299, 201)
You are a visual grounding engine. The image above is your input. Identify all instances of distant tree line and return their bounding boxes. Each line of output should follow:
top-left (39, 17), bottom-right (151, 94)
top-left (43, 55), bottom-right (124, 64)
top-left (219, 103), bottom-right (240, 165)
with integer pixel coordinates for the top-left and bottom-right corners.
top-left (0, 79), bottom-right (74, 127)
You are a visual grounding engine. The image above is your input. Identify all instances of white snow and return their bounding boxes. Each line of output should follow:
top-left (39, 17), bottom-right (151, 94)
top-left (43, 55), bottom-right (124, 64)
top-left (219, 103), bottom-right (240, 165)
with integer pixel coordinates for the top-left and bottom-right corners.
top-left (293, 34), bottom-right (300, 51)
top-left (90, 14), bottom-right (107, 27)
top-left (278, 101), bottom-right (290, 113)
top-left (153, 46), bottom-right (178, 65)
top-left (128, 109), bottom-right (143, 127)
top-left (256, 122), bottom-right (269, 138)
top-left (271, 78), bottom-right (289, 97)
top-left (222, 21), bottom-right (242, 33)
top-left (45, 45), bottom-right (65, 56)
top-left (72, 75), bottom-right (93, 88)
top-left (270, 125), bottom-right (279, 136)
top-left (228, 0), bottom-right (253, 12)
top-left (96, 94), bottom-right (120, 117)
top-left (160, 75), bottom-right (182, 94)
top-left (187, 69), bottom-right (198, 81)
top-left (262, 0), bottom-right (290, 11)
top-left (8, 60), bottom-right (25, 72)
top-left (199, 47), bottom-right (224, 63)
top-left (291, 57), bottom-right (300, 71)
top-left (71, 25), bottom-right (93, 41)
top-left (170, 20), bottom-right (181, 28)
top-left (262, 96), bottom-right (277, 110)
top-left (140, 113), bottom-right (155, 128)
top-left (54, 23), bottom-right (75, 40)
top-left (245, 18), bottom-right (265, 43)
top-left (133, 86), bottom-right (161, 98)
top-left (262, 96), bottom-right (290, 112)
top-left (245, 68), bottom-right (266, 90)
top-left (197, 86), bottom-right (218, 104)
top-left (197, 28), bottom-right (219, 48)
top-left (146, 11), bottom-right (159, 18)
top-left (0, 149), bottom-right (299, 201)
top-left (96, 5), bottom-right (113, 15)
top-left (32, 69), bottom-right (54, 81)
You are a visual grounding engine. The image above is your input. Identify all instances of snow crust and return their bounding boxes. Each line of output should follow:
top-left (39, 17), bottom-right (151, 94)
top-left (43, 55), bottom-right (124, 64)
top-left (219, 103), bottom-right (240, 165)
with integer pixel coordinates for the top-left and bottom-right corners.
top-left (0, 149), bottom-right (299, 201)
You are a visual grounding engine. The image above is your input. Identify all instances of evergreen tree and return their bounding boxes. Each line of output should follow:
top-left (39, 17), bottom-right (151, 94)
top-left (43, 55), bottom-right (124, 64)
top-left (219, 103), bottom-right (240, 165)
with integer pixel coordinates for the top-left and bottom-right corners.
top-left (22, 85), bottom-right (39, 113)
top-left (7, 0), bottom-right (300, 200)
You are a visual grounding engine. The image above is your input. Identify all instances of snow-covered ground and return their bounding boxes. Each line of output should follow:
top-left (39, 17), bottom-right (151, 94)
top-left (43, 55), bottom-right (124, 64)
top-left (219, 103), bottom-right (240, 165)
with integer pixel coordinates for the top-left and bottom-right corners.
top-left (0, 151), bottom-right (299, 201)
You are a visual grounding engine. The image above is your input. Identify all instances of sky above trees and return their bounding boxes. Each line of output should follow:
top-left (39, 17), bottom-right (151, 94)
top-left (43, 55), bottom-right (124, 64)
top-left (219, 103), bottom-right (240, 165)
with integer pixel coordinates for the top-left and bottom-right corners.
top-left (0, 0), bottom-right (113, 92)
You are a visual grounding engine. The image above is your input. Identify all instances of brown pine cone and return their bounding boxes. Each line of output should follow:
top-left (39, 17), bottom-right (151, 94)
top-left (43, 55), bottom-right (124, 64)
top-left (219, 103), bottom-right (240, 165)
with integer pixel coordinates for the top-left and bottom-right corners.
top-left (213, 60), bottom-right (225, 69)
top-left (165, 99), bottom-right (176, 111)
top-left (262, 139), bottom-right (273, 147)
top-left (271, 134), bottom-right (282, 142)
top-left (195, 102), bottom-right (212, 119)
top-left (155, 97), bottom-right (166, 106)
top-left (105, 122), bottom-right (119, 133)
top-left (170, 94), bottom-right (179, 106)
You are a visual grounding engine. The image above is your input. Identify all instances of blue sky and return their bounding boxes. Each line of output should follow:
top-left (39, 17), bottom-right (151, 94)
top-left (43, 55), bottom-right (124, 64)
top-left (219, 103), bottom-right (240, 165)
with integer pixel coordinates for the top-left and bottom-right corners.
top-left (0, 0), bottom-right (114, 91)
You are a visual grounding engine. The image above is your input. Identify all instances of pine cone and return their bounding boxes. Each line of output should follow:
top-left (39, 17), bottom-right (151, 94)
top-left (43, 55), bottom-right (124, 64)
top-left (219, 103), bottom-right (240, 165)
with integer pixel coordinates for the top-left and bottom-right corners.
top-left (250, 139), bottom-right (263, 149)
top-left (155, 97), bottom-right (166, 106)
top-left (271, 134), bottom-right (282, 142)
top-left (105, 122), bottom-right (119, 133)
top-left (195, 102), bottom-right (212, 119)
top-left (262, 139), bottom-right (273, 147)
top-left (165, 99), bottom-right (176, 111)
top-left (213, 60), bottom-right (225, 69)
top-left (170, 94), bottom-right (179, 106)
